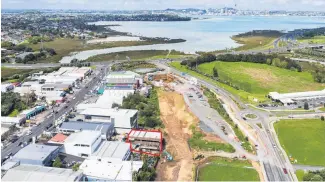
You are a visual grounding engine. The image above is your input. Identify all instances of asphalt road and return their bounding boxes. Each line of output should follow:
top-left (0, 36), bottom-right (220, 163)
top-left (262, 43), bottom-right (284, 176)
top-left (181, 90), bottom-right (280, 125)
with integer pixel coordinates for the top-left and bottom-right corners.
top-left (1, 65), bottom-right (107, 162)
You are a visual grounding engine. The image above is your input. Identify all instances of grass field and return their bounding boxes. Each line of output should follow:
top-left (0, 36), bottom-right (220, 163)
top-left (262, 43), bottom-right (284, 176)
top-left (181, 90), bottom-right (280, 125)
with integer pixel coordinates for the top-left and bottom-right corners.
top-left (197, 61), bottom-right (325, 102)
top-left (189, 125), bottom-right (235, 153)
top-left (86, 50), bottom-right (188, 62)
top-left (298, 36), bottom-right (325, 44)
top-left (1, 67), bottom-right (37, 78)
top-left (274, 119), bottom-right (325, 166)
top-left (231, 36), bottom-right (278, 51)
top-left (198, 157), bottom-right (259, 181)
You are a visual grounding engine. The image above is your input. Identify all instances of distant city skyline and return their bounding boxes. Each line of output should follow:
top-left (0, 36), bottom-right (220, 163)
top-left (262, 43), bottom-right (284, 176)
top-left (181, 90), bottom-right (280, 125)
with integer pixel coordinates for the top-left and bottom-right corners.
top-left (2, 0), bottom-right (325, 11)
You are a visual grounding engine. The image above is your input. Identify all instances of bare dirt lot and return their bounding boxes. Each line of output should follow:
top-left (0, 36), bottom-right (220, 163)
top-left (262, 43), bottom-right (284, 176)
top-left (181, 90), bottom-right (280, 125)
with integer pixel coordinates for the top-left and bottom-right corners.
top-left (156, 90), bottom-right (198, 181)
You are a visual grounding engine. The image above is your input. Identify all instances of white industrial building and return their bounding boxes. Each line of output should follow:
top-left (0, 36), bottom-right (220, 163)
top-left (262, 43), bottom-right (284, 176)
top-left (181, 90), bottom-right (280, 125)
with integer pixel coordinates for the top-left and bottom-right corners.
top-left (79, 108), bottom-right (138, 134)
top-left (90, 141), bottom-right (131, 162)
top-left (105, 71), bottom-right (142, 90)
top-left (76, 89), bottom-right (134, 112)
top-left (2, 164), bottom-right (83, 181)
top-left (269, 89), bottom-right (325, 105)
top-left (63, 130), bottom-right (102, 158)
top-left (80, 160), bottom-right (143, 181)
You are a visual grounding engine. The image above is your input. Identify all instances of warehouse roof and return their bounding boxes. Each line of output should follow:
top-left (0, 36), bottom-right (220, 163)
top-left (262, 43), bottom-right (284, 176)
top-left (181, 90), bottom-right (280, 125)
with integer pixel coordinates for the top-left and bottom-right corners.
top-left (64, 130), bottom-right (101, 145)
top-left (129, 130), bottom-right (161, 140)
top-left (269, 89), bottom-right (325, 100)
top-left (60, 121), bottom-right (113, 133)
top-left (12, 144), bottom-right (59, 162)
top-left (92, 141), bottom-right (129, 160)
top-left (80, 160), bottom-right (143, 181)
top-left (2, 164), bottom-right (82, 181)
top-left (80, 107), bottom-right (137, 118)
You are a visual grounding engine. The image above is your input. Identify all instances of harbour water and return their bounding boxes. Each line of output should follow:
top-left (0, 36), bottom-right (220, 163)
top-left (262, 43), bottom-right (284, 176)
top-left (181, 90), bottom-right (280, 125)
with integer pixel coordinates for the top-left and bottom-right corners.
top-left (61, 16), bottom-right (325, 62)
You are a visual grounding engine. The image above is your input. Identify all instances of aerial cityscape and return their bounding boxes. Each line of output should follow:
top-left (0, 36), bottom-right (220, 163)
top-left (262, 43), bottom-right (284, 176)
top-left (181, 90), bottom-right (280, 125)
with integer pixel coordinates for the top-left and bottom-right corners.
top-left (1, 0), bottom-right (325, 181)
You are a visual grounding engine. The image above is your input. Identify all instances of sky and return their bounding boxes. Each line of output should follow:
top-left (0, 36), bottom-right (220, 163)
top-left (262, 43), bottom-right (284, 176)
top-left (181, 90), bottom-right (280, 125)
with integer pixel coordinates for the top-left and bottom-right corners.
top-left (2, 0), bottom-right (325, 11)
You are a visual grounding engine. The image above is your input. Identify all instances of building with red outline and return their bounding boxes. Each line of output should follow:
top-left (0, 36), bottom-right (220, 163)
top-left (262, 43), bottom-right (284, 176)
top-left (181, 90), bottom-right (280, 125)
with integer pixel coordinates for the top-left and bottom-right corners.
top-left (126, 129), bottom-right (162, 156)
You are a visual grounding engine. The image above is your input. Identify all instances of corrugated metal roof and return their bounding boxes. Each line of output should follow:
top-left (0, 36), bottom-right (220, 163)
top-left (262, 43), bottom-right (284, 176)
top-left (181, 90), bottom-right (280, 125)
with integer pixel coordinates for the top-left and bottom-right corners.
top-left (92, 141), bottom-right (129, 160)
top-left (2, 164), bottom-right (82, 181)
top-left (59, 121), bottom-right (113, 133)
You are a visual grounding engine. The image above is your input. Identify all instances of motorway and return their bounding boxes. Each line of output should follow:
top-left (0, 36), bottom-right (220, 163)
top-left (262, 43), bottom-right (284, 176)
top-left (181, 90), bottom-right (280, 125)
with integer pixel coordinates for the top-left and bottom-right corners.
top-left (1, 64), bottom-right (108, 162)
top-left (154, 61), bottom-right (295, 181)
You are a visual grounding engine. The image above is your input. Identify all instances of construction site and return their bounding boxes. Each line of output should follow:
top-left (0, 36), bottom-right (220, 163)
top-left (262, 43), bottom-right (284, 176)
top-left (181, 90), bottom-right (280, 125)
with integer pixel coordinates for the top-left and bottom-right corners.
top-left (143, 70), bottom-right (263, 181)
top-left (127, 129), bottom-right (162, 156)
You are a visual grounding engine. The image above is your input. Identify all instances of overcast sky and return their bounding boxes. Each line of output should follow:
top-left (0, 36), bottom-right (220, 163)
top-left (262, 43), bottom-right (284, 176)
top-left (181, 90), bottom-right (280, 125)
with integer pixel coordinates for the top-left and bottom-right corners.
top-left (2, 0), bottom-right (325, 11)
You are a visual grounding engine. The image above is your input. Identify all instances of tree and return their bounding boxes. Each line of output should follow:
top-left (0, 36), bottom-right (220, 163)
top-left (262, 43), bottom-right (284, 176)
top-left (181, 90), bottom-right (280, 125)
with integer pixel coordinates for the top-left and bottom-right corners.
top-left (52, 157), bottom-right (62, 168)
top-left (310, 175), bottom-right (323, 181)
top-left (321, 116), bottom-right (325, 121)
top-left (304, 102), bottom-right (309, 110)
top-left (213, 67), bottom-right (219, 77)
top-left (72, 163), bottom-right (81, 171)
top-left (303, 173), bottom-right (315, 181)
top-left (112, 102), bottom-right (121, 108)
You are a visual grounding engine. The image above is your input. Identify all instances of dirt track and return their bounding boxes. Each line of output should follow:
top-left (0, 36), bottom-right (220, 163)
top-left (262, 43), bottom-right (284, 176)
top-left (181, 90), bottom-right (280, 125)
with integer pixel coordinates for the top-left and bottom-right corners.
top-left (156, 90), bottom-right (198, 181)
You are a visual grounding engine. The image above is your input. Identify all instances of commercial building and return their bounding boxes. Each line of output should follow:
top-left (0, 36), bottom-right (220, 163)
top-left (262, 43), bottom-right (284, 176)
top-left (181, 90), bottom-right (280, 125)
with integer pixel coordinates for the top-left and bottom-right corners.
top-left (58, 121), bottom-right (114, 139)
top-left (127, 129), bottom-right (162, 156)
top-left (105, 71), bottom-right (142, 90)
top-left (90, 141), bottom-right (130, 162)
top-left (63, 130), bottom-right (102, 158)
top-left (41, 84), bottom-right (71, 93)
top-left (19, 105), bottom-right (46, 119)
top-left (269, 89), bottom-right (325, 105)
top-left (10, 144), bottom-right (60, 166)
top-left (76, 89), bottom-right (134, 112)
top-left (48, 133), bottom-right (68, 145)
top-left (79, 107), bottom-right (138, 134)
top-left (1, 116), bottom-right (26, 126)
top-left (80, 160), bottom-right (143, 181)
top-left (2, 164), bottom-right (83, 181)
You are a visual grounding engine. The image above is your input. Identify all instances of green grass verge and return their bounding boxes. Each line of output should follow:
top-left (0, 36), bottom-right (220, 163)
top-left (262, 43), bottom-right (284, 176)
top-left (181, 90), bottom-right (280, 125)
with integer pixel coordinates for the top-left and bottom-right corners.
top-left (256, 123), bottom-right (263, 129)
top-left (198, 157), bottom-right (259, 181)
top-left (197, 61), bottom-right (325, 102)
top-left (295, 169), bottom-right (305, 181)
top-left (8, 109), bottom-right (19, 117)
top-left (245, 114), bottom-right (257, 119)
top-left (274, 119), bottom-right (325, 166)
top-left (203, 89), bottom-right (253, 153)
top-left (189, 125), bottom-right (235, 153)
top-left (319, 107), bottom-right (325, 112)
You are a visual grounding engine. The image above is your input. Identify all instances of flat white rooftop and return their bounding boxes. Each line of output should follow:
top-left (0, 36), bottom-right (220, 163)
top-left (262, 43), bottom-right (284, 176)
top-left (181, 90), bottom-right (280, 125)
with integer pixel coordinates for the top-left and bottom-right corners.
top-left (80, 108), bottom-right (137, 118)
top-left (64, 130), bottom-right (101, 145)
top-left (2, 164), bottom-right (82, 181)
top-left (80, 160), bottom-right (143, 181)
top-left (92, 141), bottom-right (130, 160)
top-left (269, 89), bottom-right (325, 100)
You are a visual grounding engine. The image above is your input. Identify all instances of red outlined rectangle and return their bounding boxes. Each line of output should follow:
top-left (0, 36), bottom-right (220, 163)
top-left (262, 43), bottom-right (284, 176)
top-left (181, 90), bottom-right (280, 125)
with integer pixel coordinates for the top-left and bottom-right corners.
top-left (126, 129), bottom-right (162, 157)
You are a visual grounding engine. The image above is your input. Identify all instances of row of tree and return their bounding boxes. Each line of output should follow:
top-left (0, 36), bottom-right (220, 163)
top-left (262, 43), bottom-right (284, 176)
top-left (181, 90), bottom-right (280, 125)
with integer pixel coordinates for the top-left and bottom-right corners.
top-left (119, 89), bottom-right (162, 128)
top-left (295, 48), bottom-right (325, 58)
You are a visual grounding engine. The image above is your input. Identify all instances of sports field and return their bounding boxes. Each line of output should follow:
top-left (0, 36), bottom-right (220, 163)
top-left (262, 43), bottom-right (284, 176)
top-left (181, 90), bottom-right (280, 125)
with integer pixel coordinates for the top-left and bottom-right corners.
top-left (198, 157), bottom-right (259, 181)
top-left (198, 61), bottom-right (325, 101)
top-left (274, 119), bottom-right (325, 166)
